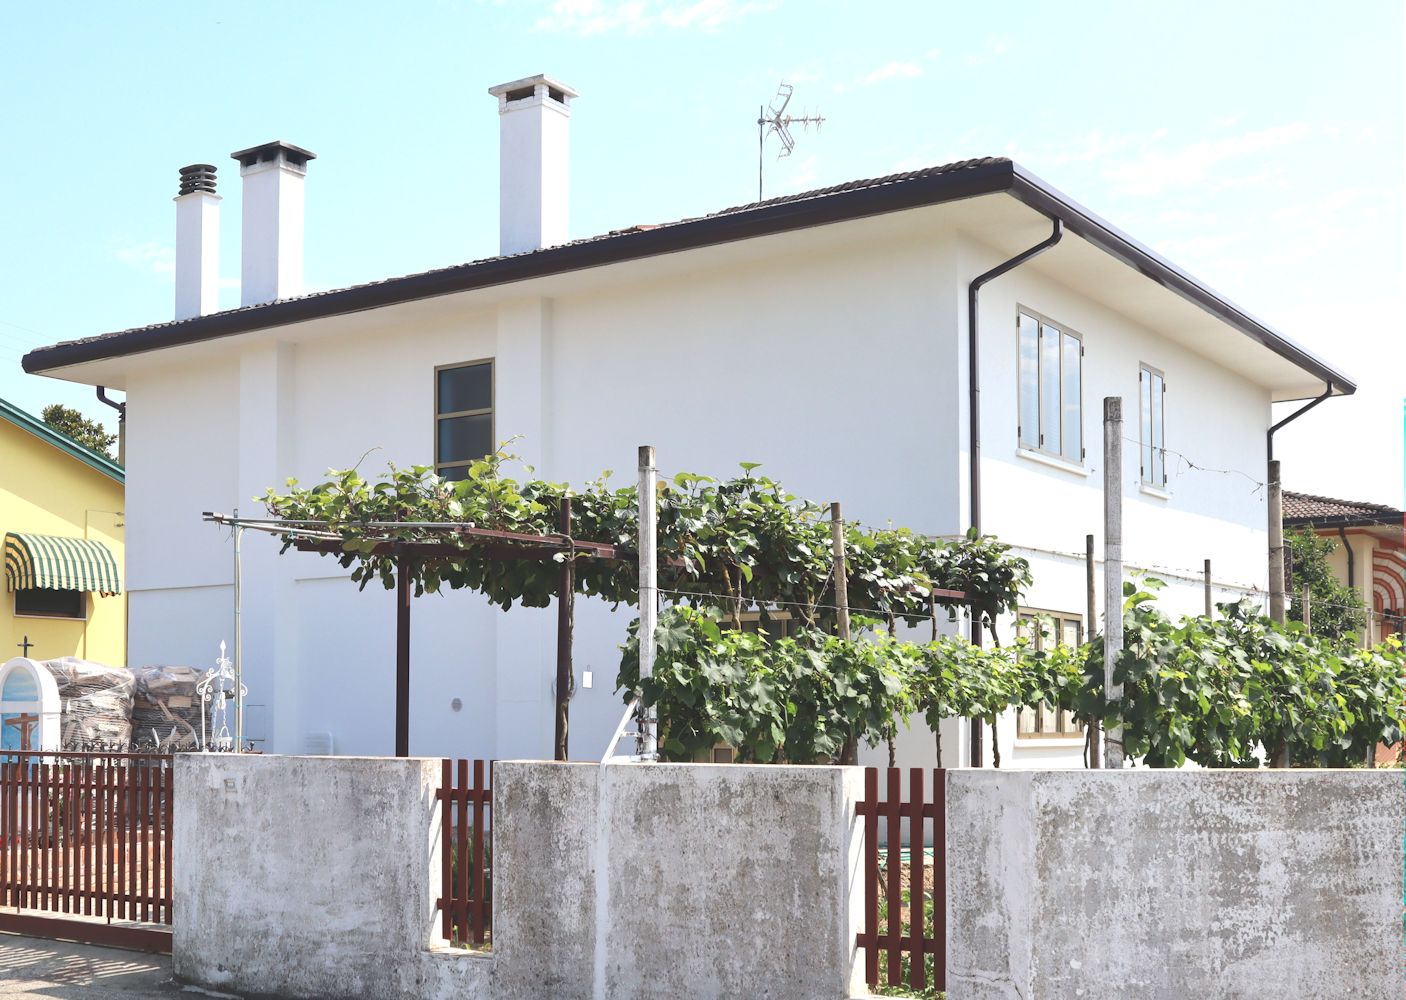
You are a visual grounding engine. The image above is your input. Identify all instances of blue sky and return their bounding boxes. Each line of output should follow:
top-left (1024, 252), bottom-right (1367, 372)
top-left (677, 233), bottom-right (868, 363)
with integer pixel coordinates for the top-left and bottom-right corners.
top-left (0, 0), bottom-right (1401, 503)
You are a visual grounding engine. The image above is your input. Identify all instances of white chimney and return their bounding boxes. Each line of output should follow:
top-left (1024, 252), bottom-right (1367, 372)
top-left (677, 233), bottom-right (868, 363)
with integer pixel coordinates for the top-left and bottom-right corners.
top-left (488, 75), bottom-right (578, 256)
top-left (231, 141), bottom-right (316, 306)
top-left (173, 164), bottom-right (220, 320)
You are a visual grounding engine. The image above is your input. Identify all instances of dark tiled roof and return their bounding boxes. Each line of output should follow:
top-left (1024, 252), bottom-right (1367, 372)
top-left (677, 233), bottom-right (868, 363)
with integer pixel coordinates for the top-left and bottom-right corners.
top-left (1283, 490), bottom-right (1401, 524)
top-left (21, 155), bottom-right (1356, 396)
top-left (28, 158), bottom-right (1006, 358)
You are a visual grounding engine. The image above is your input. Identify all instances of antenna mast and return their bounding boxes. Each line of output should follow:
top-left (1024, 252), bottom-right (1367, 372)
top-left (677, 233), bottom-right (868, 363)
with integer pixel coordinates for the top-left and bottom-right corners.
top-left (756, 82), bottom-right (824, 202)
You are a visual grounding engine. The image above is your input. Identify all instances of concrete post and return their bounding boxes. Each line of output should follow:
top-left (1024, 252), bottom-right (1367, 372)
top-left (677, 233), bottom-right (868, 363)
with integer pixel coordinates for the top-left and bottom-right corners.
top-left (638, 445), bottom-right (658, 760)
top-left (1268, 459), bottom-right (1286, 623)
top-left (1102, 397), bottom-right (1124, 770)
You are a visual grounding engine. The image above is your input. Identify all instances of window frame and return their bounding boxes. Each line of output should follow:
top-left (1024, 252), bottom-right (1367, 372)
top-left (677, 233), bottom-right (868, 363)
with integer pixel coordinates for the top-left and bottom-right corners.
top-left (1015, 608), bottom-right (1083, 739)
top-left (434, 358), bottom-right (496, 479)
top-left (1139, 364), bottom-right (1167, 488)
top-left (1016, 307), bottom-right (1085, 466)
top-left (14, 588), bottom-right (88, 621)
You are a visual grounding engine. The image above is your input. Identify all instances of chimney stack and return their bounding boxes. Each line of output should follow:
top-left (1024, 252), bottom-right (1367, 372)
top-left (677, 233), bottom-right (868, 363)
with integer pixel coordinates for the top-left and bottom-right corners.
top-left (488, 75), bottom-right (578, 256)
top-left (231, 141), bottom-right (316, 306)
top-left (173, 164), bottom-right (220, 320)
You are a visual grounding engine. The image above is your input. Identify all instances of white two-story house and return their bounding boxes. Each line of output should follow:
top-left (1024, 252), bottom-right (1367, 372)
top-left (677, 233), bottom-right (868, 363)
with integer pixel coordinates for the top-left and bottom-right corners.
top-left (23, 74), bottom-right (1353, 768)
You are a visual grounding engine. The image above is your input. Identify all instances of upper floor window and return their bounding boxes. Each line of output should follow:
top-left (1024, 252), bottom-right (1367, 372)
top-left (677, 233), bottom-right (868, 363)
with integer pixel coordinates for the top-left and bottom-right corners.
top-left (1139, 366), bottom-right (1166, 487)
top-left (435, 360), bottom-right (494, 481)
top-left (1018, 311), bottom-right (1082, 464)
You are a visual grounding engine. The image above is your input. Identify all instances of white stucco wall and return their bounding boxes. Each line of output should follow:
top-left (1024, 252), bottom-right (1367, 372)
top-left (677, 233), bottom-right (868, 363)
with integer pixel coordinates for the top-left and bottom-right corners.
top-left (121, 209), bottom-right (1275, 767)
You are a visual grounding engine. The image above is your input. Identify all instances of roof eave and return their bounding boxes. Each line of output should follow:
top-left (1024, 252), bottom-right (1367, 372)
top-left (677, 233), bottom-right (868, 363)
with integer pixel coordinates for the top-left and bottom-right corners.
top-left (24, 159), bottom-right (1357, 399)
top-left (1006, 165), bottom-right (1356, 397)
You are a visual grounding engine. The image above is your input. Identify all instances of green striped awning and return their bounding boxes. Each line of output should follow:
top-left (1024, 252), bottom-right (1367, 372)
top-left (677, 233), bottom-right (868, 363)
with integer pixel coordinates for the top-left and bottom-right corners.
top-left (4, 533), bottom-right (122, 595)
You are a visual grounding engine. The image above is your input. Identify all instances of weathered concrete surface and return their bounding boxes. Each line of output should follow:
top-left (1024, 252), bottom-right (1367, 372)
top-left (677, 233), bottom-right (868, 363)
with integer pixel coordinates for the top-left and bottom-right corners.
top-left (493, 761), bottom-right (866, 1000)
top-left (947, 770), bottom-right (1406, 999)
top-left (173, 754), bottom-right (488, 1000)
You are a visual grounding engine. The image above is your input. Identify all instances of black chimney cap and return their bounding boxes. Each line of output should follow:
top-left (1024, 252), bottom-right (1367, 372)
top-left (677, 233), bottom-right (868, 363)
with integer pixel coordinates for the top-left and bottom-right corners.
top-left (230, 141), bottom-right (317, 170)
top-left (177, 164), bottom-right (218, 196)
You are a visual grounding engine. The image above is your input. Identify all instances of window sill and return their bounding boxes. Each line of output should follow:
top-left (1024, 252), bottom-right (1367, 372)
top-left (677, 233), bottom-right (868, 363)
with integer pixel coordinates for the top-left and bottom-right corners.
top-left (1015, 736), bottom-right (1086, 749)
top-left (1139, 483), bottom-right (1172, 501)
top-left (1015, 448), bottom-right (1090, 477)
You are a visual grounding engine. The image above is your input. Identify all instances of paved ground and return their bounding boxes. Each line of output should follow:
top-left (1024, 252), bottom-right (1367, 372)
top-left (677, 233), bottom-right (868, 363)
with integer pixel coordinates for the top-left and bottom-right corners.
top-left (0, 935), bottom-right (222, 999)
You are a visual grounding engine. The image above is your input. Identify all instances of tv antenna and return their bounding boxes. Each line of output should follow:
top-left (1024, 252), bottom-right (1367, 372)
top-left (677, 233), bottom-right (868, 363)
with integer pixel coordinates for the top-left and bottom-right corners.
top-left (756, 82), bottom-right (824, 202)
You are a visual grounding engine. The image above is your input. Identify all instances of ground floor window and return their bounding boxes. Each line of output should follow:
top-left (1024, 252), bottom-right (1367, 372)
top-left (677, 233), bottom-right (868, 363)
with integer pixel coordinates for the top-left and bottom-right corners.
top-left (14, 587), bottom-right (85, 620)
top-left (1016, 609), bottom-right (1083, 738)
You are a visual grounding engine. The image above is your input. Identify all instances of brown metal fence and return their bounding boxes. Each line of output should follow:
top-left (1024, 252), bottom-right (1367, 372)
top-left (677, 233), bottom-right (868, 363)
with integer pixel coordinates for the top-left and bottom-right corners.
top-left (856, 767), bottom-right (946, 993)
top-left (0, 751), bottom-right (174, 952)
top-left (437, 759), bottom-right (492, 948)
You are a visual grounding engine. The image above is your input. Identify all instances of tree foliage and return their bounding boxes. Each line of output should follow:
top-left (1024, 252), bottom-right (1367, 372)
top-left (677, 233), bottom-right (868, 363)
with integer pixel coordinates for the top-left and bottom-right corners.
top-left (1287, 527), bottom-right (1367, 643)
top-left (41, 404), bottom-right (118, 460)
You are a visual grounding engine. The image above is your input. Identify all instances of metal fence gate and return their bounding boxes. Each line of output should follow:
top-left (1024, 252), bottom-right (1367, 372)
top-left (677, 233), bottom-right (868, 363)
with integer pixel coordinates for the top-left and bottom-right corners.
top-left (437, 759), bottom-right (493, 948)
top-left (0, 750), bottom-right (174, 953)
top-left (856, 766), bottom-right (946, 993)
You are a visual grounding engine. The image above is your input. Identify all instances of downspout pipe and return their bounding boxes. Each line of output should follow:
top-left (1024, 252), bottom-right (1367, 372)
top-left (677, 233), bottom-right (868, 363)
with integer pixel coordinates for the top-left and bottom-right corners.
top-left (96, 386), bottom-right (126, 467)
top-left (969, 218), bottom-right (1063, 538)
top-left (965, 217), bottom-right (1062, 768)
top-left (1266, 381), bottom-right (1332, 462)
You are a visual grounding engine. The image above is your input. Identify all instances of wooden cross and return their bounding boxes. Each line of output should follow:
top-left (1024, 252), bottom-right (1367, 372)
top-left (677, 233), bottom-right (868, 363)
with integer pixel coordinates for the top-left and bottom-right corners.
top-left (3, 712), bottom-right (38, 751)
top-left (15, 636), bottom-right (32, 657)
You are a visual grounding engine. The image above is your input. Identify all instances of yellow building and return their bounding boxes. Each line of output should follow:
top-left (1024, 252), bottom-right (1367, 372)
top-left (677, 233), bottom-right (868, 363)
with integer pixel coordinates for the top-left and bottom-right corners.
top-left (0, 398), bottom-right (124, 666)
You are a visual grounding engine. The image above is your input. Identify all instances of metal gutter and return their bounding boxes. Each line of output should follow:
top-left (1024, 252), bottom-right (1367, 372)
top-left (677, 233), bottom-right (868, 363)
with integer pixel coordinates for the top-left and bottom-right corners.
top-left (25, 159), bottom-right (1358, 398)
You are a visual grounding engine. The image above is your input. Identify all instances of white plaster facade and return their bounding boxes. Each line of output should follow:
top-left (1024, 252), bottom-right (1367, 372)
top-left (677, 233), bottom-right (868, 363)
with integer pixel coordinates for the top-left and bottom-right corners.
top-left (33, 184), bottom-right (1344, 768)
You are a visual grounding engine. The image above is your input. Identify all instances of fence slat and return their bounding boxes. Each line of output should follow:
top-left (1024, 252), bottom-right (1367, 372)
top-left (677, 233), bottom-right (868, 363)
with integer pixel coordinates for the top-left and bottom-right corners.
top-left (862, 766), bottom-right (878, 984)
top-left (439, 760), bottom-right (451, 940)
top-left (908, 767), bottom-right (925, 990)
top-left (933, 767), bottom-right (946, 993)
top-left (884, 767), bottom-right (902, 986)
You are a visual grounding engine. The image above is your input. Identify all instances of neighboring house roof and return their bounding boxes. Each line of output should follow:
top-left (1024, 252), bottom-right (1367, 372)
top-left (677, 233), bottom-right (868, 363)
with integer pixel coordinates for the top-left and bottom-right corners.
top-left (1283, 490), bottom-right (1401, 527)
top-left (22, 157), bottom-right (1354, 395)
top-left (0, 398), bottom-right (124, 483)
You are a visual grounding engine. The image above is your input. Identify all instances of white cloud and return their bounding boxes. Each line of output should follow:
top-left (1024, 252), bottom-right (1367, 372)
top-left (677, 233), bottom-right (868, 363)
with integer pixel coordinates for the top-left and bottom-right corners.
top-left (1101, 123), bottom-right (1312, 197)
top-left (115, 242), bottom-right (175, 277)
top-left (778, 152), bottom-right (819, 192)
top-left (533, 0), bottom-right (777, 34)
top-left (860, 60), bottom-right (923, 87)
top-left (964, 35), bottom-right (1012, 66)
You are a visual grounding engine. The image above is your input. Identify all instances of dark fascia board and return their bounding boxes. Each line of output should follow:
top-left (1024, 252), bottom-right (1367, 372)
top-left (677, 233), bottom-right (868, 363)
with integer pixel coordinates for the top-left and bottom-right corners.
top-left (0, 397), bottom-right (124, 483)
top-left (1285, 512), bottom-right (1403, 530)
top-left (23, 158), bottom-right (1357, 397)
top-left (1007, 165), bottom-right (1355, 396)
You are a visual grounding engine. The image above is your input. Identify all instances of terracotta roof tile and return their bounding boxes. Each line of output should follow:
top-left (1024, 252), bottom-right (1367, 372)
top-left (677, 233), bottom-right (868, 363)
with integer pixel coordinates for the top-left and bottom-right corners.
top-left (1283, 490), bottom-right (1401, 523)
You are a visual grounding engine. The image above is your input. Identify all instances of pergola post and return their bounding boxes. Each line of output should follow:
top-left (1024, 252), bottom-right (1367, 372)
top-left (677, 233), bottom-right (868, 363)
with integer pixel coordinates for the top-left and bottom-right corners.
top-left (555, 497), bottom-right (574, 761)
top-left (395, 548), bottom-right (411, 758)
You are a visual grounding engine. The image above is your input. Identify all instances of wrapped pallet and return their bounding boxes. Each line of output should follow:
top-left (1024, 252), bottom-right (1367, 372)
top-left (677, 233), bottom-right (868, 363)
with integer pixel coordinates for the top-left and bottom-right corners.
top-left (34, 657), bottom-right (135, 749)
top-left (130, 665), bottom-right (204, 751)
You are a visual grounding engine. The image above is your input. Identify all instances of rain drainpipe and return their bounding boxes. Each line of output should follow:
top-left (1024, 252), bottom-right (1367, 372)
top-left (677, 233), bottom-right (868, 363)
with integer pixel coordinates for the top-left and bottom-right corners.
top-left (96, 386), bottom-right (126, 466)
top-left (966, 216), bottom-right (1063, 767)
top-left (1266, 382), bottom-right (1333, 463)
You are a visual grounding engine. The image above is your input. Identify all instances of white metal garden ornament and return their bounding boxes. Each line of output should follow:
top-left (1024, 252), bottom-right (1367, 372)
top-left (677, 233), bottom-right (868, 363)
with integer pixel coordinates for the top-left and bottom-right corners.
top-left (197, 641), bottom-right (246, 752)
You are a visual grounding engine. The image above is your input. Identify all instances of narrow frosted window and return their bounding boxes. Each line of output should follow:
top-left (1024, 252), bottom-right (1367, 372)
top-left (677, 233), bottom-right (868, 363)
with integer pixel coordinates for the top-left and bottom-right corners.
top-left (1018, 313), bottom-right (1040, 449)
top-left (1060, 332), bottom-right (1081, 463)
top-left (1140, 366), bottom-right (1166, 486)
top-left (1039, 323), bottom-right (1062, 456)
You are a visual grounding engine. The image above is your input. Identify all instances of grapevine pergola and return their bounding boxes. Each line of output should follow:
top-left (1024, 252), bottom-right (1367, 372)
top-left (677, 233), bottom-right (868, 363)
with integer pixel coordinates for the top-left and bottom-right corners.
top-left (205, 497), bottom-right (973, 761)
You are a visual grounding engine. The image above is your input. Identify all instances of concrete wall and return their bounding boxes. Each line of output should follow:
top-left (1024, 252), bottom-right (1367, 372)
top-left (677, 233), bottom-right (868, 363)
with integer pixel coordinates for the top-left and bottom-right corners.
top-left (947, 769), bottom-right (1406, 999)
top-left (492, 761), bottom-right (866, 1000)
top-left (172, 754), bottom-right (491, 1000)
top-left (174, 755), bottom-right (864, 1000)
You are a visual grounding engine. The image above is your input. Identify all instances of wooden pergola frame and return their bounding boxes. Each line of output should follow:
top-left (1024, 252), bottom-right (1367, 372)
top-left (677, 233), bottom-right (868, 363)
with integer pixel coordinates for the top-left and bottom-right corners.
top-left (211, 507), bottom-right (971, 761)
